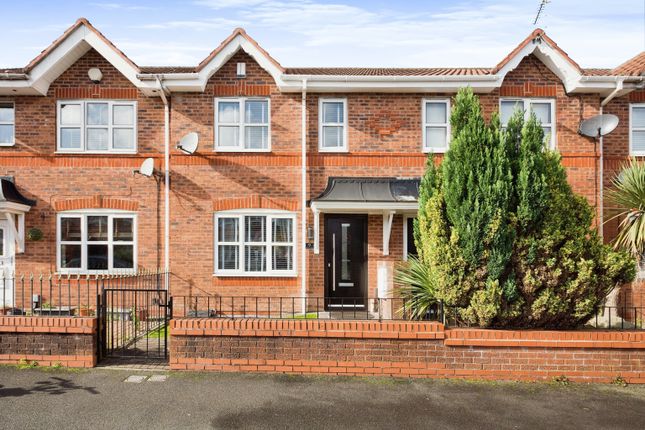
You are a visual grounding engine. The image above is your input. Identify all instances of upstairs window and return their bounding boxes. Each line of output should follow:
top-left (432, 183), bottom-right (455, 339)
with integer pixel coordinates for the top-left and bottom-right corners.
top-left (57, 212), bottom-right (136, 274)
top-left (57, 100), bottom-right (137, 153)
top-left (215, 211), bottom-right (296, 276)
top-left (500, 98), bottom-right (555, 148)
top-left (215, 98), bottom-right (270, 151)
top-left (0, 102), bottom-right (15, 146)
top-left (319, 98), bottom-right (347, 152)
top-left (630, 104), bottom-right (645, 156)
top-left (423, 99), bottom-right (450, 153)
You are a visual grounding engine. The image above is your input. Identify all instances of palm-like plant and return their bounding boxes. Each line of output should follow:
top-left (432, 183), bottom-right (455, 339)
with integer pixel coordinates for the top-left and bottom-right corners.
top-left (606, 159), bottom-right (645, 256)
top-left (393, 255), bottom-right (439, 320)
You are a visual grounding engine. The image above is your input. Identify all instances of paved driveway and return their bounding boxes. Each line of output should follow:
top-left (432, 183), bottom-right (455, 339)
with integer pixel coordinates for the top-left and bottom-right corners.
top-left (1, 366), bottom-right (645, 429)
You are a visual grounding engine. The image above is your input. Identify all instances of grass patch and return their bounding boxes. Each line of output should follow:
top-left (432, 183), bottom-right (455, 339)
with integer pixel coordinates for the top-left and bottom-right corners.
top-left (147, 325), bottom-right (168, 338)
top-left (288, 312), bottom-right (320, 319)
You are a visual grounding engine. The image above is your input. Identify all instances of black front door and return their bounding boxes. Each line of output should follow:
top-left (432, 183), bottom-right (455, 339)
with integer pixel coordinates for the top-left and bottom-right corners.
top-left (325, 215), bottom-right (367, 308)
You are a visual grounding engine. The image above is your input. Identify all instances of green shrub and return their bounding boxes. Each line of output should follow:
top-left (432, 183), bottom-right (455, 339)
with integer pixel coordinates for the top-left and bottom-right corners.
top-left (406, 87), bottom-right (635, 328)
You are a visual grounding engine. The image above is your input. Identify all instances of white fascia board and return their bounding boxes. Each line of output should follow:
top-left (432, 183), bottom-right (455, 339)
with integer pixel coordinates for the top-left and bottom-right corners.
top-left (310, 201), bottom-right (419, 213)
top-left (495, 39), bottom-right (581, 93)
top-left (196, 35), bottom-right (286, 91)
top-left (8, 24), bottom-right (147, 96)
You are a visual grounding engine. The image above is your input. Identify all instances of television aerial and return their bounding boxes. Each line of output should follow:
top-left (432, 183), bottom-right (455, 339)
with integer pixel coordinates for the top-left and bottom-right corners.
top-left (177, 132), bottom-right (199, 154)
top-left (578, 114), bottom-right (619, 138)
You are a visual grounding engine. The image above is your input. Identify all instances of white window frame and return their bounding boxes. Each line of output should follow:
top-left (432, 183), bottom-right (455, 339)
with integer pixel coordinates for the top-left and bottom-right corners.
top-left (318, 98), bottom-right (348, 152)
top-left (56, 100), bottom-right (137, 154)
top-left (214, 97), bottom-right (271, 152)
top-left (422, 98), bottom-right (451, 154)
top-left (499, 98), bottom-right (556, 149)
top-left (56, 210), bottom-right (137, 274)
top-left (214, 209), bottom-right (297, 277)
top-left (0, 101), bottom-right (15, 147)
top-left (630, 103), bottom-right (645, 156)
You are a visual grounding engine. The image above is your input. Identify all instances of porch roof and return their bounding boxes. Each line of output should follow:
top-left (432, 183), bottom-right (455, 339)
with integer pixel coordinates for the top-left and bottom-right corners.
top-left (311, 177), bottom-right (419, 209)
top-left (0, 178), bottom-right (36, 210)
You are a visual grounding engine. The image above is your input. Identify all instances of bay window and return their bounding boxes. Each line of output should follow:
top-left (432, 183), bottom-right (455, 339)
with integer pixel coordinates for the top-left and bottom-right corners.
top-left (214, 97), bottom-right (270, 151)
top-left (215, 211), bottom-right (296, 276)
top-left (57, 100), bottom-right (137, 152)
top-left (500, 98), bottom-right (555, 148)
top-left (423, 99), bottom-right (450, 153)
top-left (57, 212), bottom-right (136, 273)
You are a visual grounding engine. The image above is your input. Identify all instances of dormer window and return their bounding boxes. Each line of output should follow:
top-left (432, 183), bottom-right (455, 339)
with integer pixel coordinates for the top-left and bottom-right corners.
top-left (236, 62), bottom-right (246, 78)
top-left (57, 100), bottom-right (137, 153)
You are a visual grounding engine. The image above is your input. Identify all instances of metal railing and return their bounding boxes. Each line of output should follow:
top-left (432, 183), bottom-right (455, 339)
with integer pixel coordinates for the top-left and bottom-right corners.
top-left (442, 305), bottom-right (645, 330)
top-left (0, 271), bottom-right (167, 317)
top-left (172, 296), bottom-right (444, 321)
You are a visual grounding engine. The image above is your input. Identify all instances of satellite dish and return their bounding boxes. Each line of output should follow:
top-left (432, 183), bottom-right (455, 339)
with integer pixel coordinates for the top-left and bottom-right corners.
top-left (579, 114), bottom-right (619, 138)
top-left (136, 158), bottom-right (155, 177)
top-left (177, 132), bottom-right (199, 154)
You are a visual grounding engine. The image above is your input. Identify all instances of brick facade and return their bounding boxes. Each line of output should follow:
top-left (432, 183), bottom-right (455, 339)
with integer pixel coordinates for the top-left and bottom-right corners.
top-left (170, 319), bottom-right (645, 383)
top-left (1, 23), bottom-right (643, 312)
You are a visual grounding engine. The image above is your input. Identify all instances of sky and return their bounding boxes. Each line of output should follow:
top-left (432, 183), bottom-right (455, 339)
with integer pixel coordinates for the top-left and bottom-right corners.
top-left (0, 0), bottom-right (643, 69)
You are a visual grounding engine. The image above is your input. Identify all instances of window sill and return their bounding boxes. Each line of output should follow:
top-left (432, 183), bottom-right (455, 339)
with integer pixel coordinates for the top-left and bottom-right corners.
top-left (422, 148), bottom-right (448, 154)
top-left (56, 270), bottom-right (137, 276)
top-left (0, 142), bottom-right (15, 147)
top-left (213, 272), bottom-right (297, 278)
top-left (213, 148), bottom-right (272, 153)
top-left (318, 148), bottom-right (349, 153)
top-left (54, 151), bottom-right (138, 155)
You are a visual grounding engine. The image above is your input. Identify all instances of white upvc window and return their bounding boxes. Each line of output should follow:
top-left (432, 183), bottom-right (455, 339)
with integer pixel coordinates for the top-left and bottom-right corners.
top-left (422, 99), bottom-right (450, 153)
top-left (57, 100), bottom-right (137, 153)
top-left (319, 98), bottom-right (348, 152)
top-left (630, 104), bottom-right (645, 156)
top-left (214, 210), bottom-right (296, 277)
top-left (214, 97), bottom-right (270, 151)
top-left (0, 102), bottom-right (15, 146)
top-left (57, 211), bottom-right (136, 274)
top-left (500, 98), bottom-right (556, 149)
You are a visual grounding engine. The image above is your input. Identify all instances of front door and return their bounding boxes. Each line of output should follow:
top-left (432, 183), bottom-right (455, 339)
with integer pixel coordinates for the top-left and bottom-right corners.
top-left (325, 215), bottom-right (366, 308)
top-left (0, 220), bottom-right (15, 307)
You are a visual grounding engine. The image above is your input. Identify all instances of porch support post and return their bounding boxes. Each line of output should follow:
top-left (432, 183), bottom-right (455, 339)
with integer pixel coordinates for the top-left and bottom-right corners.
top-left (4, 212), bottom-right (23, 253)
top-left (382, 210), bottom-right (395, 256)
top-left (313, 208), bottom-right (320, 254)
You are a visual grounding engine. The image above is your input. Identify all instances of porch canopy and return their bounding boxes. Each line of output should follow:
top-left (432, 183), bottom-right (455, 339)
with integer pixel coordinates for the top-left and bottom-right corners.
top-left (310, 177), bottom-right (420, 255)
top-left (0, 178), bottom-right (36, 253)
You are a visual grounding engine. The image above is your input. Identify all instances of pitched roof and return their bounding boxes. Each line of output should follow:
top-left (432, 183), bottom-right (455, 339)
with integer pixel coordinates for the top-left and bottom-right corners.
top-left (492, 28), bottom-right (582, 75)
top-left (195, 27), bottom-right (283, 73)
top-left (24, 17), bottom-right (140, 74)
top-left (313, 177), bottom-right (420, 203)
top-left (284, 67), bottom-right (492, 76)
top-left (612, 52), bottom-right (645, 76)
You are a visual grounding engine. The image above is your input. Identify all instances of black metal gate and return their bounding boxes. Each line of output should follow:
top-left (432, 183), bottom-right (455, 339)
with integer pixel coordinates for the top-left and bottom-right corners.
top-left (98, 288), bottom-right (171, 360)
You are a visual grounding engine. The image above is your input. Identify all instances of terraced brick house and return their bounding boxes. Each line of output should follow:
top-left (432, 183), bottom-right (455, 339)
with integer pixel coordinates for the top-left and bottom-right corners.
top-left (0, 18), bottom-right (644, 312)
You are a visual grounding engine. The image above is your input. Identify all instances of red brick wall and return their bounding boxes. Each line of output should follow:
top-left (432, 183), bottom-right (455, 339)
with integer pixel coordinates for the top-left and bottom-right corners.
top-left (170, 319), bottom-right (645, 383)
top-left (0, 317), bottom-right (96, 367)
top-left (4, 46), bottom-right (639, 305)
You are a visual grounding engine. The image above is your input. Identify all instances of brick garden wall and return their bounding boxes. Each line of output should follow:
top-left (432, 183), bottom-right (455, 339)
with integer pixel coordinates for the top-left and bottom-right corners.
top-left (170, 319), bottom-right (645, 383)
top-left (0, 317), bottom-right (97, 367)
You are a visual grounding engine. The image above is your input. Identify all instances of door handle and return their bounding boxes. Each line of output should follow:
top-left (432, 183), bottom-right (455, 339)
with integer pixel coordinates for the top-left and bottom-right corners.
top-left (332, 233), bottom-right (336, 292)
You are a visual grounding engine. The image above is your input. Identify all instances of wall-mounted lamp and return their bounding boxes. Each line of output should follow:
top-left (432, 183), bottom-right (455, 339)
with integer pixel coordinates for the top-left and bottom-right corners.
top-left (88, 68), bottom-right (103, 84)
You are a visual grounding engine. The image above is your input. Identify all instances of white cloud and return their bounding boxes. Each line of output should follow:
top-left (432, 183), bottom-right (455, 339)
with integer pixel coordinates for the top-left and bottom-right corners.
top-left (90, 2), bottom-right (152, 10)
top-left (113, 40), bottom-right (213, 65)
top-left (133, 17), bottom-right (245, 31)
top-left (193, 0), bottom-right (268, 9)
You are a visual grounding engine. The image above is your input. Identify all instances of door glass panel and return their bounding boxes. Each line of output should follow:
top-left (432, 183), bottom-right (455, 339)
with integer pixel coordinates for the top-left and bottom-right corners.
top-left (340, 223), bottom-right (351, 280)
top-left (0, 228), bottom-right (4, 256)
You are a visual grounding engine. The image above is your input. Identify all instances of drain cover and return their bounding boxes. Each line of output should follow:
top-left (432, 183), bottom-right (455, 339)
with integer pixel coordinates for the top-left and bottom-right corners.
top-left (124, 375), bottom-right (148, 383)
top-left (148, 375), bottom-right (168, 382)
